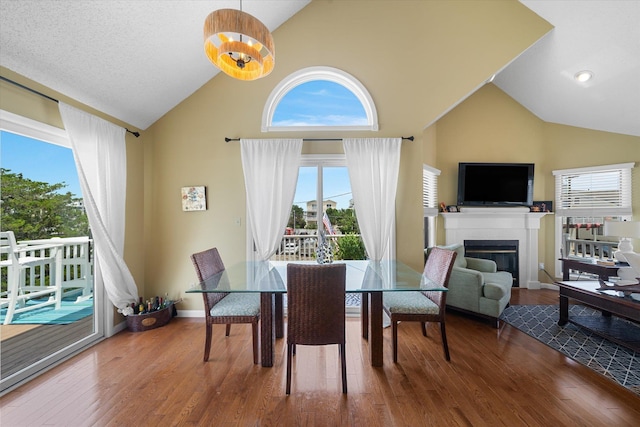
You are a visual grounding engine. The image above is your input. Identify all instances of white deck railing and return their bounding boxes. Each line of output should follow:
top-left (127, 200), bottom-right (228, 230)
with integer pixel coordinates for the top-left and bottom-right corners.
top-left (270, 234), bottom-right (350, 261)
top-left (16, 236), bottom-right (94, 299)
top-left (562, 234), bottom-right (618, 261)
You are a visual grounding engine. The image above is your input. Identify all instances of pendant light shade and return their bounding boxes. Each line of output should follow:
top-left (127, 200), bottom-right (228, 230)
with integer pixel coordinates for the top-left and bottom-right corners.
top-left (204, 8), bottom-right (275, 81)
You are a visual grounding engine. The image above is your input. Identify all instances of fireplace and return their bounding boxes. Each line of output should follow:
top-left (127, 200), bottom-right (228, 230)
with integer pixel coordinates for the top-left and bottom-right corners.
top-left (464, 240), bottom-right (519, 287)
top-left (441, 207), bottom-right (549, 289)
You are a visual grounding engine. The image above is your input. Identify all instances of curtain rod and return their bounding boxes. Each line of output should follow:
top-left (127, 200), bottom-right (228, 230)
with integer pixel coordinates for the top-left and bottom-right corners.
top-left (225, 136), bottom-right (414, 143)
top-left (0, 75), bottom-right (141, 138)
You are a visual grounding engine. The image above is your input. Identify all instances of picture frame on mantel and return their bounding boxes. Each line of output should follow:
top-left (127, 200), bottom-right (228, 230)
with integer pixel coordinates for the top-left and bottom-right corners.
top-left (181, 186), bottom-right (207, 211)
top-left (530, 200), bottom-right (552, 213)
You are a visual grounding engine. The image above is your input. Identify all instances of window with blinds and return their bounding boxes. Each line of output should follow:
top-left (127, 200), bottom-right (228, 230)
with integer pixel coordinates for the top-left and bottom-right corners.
top-left (423, 164), bottom-right (441, 217)
top-left (553, 163), bottom-right (634, 217)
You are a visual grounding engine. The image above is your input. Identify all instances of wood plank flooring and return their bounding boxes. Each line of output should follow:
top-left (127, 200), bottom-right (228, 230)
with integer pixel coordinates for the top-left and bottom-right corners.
top-left (1, 289), bottom-right (639, 426)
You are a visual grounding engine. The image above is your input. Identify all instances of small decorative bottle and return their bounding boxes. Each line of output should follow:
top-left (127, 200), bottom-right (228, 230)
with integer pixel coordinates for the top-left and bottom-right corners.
top-left (316, 231), bottom-right (333, 264)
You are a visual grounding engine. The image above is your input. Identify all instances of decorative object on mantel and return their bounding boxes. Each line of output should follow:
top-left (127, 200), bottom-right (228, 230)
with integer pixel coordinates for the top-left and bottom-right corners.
top-left (446, 205), bottom-right (458, 212)
top-left (203, 0), bottom-right (275, 81)
top-left (530, 200), bottom-right (552, 212)
top-left (604, 220), bottom-right (640, 262)
top-left (181, 186), bottom-right (206, 211)
top-left (316, 231), bottom-right (334, 264)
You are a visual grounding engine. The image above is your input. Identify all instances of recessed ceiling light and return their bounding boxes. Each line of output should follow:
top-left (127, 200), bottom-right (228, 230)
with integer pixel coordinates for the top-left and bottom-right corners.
top-left (574, 70), bottom-right (593, 83)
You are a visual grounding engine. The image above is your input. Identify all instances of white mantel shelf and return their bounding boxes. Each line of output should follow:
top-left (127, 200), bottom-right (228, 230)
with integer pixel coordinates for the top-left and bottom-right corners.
top-left (441, 208), bottom-right (549, 289)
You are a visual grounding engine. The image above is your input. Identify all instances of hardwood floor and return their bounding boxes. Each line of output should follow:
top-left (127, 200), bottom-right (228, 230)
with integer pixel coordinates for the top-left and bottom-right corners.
top-left (1, 289), bottom-right (639, 426)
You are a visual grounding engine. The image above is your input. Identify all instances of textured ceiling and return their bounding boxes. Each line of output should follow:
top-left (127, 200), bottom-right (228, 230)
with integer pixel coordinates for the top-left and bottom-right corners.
top-left (0, 0), bottom-right (638, 137)
top-left (0, 1), bottom-right (310, 130)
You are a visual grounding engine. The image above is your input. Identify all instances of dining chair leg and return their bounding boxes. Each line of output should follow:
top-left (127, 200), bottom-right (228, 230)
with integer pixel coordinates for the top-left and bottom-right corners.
top-left (421, 322), bottom-right (427, 337)
top-left (440, 322), bottom-right (451, 361)
top-left (286, 344), bottom-right (293, 395)
top-left (204, 323), bottom-right (212, 362)
top-left (340, 343), bottom-right (347, 393)
top-left (392, 319), bottom-right (398, 363)
top-left (252, 322), bottom-right (259, 364)
top-left (225, 324), bottom-right (231, 336)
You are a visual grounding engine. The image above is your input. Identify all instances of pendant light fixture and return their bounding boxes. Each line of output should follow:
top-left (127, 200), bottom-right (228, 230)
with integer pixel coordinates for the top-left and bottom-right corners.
top-left (203, 0), bottom-right (275, 81)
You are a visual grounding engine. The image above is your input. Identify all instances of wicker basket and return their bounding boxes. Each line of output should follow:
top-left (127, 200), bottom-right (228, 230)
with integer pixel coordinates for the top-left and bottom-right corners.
top-left (126, 302), bottom-right (175, 332)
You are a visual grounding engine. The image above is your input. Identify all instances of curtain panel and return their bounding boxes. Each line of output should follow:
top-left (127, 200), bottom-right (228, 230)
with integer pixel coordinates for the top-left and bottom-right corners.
top-left (343, 138), bottom-right (401, 261)
top-left (58, 102), bottom-right (138, 310)
top-left (240, 139), bottom-right (302, 261)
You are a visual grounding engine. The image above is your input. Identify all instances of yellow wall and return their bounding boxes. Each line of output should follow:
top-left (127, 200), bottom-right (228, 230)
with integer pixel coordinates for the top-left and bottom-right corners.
top-left (145, 0), bottom-right (550, 310)
top-left (434, 83), bottom-right (640, 280)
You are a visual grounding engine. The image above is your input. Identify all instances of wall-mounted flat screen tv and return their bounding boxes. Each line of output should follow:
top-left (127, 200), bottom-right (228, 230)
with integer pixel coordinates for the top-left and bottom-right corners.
top-left (457, 162), bottom-right (534, 207)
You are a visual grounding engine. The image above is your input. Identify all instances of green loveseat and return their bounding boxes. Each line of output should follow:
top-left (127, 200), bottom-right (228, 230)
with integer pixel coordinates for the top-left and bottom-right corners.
top-left (426, 244), bottom-right (513, 328)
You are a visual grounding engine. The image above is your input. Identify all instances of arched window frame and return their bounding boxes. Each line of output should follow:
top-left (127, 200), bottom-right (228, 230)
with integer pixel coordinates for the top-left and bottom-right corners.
top-left (262, 66), bottom-right (379, 132)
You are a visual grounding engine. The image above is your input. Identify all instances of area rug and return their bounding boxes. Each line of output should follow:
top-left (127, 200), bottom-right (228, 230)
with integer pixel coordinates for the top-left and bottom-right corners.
top-left (0, 297), bottom-right (93, 325)
top-left (500, 304), bottom-right (640, 396)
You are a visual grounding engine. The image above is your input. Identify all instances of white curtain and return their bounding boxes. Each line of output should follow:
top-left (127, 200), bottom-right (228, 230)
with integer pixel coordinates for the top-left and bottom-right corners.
top-left (241, 139), bottom-right (302, 261)
top-left (58, 102), bottom-right (138, 310)
top-left (343, 138), bottom-right (401, 261)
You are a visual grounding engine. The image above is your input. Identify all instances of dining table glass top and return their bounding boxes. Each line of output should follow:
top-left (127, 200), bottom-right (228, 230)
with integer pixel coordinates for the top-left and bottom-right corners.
top-left (186, 260), bottom-right (447, 294)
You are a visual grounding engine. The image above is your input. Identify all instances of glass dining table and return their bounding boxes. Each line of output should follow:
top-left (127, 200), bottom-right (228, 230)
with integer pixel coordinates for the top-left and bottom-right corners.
top-left (186, 260), bottom-right (446, 367)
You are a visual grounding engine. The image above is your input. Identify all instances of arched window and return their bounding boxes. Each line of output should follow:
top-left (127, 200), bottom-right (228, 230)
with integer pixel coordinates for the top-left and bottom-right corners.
top-left (262, 66), bottom-right (379, 132)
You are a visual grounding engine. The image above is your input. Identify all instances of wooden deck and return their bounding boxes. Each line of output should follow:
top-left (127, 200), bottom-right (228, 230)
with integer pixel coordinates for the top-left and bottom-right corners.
top-left (0, 316), bottom-right (93, 381)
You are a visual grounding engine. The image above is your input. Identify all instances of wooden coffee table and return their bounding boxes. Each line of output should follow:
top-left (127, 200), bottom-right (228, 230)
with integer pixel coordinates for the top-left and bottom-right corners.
top-left (556, 280), bottom-right (640, 352)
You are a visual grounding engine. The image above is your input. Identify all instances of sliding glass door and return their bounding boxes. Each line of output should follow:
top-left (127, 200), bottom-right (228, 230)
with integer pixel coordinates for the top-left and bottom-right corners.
top-left (1, 119), bottom-right (102, 394)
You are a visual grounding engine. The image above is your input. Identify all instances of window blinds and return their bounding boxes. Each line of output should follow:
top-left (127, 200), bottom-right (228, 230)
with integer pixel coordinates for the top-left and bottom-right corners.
top-left (423, 164), bottom-right (441, 217)
top-left (553, 163), bottom-right (634, 217)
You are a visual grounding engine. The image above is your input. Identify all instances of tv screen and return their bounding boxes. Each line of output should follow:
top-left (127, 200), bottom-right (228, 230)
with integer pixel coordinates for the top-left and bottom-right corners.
top-left (457, 163), bottom-right (534, 207)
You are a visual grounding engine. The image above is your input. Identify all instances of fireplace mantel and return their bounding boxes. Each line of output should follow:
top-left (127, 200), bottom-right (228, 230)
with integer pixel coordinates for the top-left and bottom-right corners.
top-left (441, 208), bottom-right (549, 289)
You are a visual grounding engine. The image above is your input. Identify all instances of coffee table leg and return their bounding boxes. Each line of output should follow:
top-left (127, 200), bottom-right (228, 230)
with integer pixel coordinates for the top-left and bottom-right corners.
top-left (260, 292), bottom-right (274, 367)
top-left (558, 294), bottom-right (568, 326)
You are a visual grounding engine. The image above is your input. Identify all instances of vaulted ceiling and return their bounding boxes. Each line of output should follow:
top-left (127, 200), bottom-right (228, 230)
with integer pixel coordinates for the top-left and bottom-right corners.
top-left (1, 1), bottom-right (638, 136)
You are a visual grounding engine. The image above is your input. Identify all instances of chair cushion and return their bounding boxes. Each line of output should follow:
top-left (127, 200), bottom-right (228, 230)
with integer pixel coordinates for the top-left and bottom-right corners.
top-left (210, 293), bottom-right (260, 317)
top-left (383, 291), bottom-right (440, 315)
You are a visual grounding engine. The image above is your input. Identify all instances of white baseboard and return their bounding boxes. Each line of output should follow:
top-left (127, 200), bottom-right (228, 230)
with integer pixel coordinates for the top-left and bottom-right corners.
top-left (177, 309), bottom-right (205, 318)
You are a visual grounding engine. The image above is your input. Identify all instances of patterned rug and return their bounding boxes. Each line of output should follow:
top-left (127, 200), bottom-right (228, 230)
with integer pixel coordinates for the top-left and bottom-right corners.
top-left (500, 304), bottom-right (640, 396)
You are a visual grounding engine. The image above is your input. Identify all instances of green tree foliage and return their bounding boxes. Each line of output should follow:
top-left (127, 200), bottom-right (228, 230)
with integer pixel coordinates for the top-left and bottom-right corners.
top-left (335, 234), bottom-right (366, 260)
top-left (1, 168), bottom-right (89, 240)
top-left (326, 207), bottom-right (359, 234)
top-left (287, 205), bottom-right (306, 229)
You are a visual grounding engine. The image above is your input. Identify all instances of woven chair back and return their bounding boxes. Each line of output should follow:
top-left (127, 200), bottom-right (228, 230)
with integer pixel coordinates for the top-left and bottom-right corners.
top-left (422, 247), bottom-right (457, 305)
top-left (286, 263), bottom-right (346, 346)
top-left (190, 247), bottom-right (228, 313)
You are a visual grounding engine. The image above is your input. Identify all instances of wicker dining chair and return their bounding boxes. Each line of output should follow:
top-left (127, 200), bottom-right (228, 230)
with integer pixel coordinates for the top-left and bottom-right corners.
top-left (286, 263), bottom-right (347, 394)
top-left (190, 247), bottom-right (260, 364)
top-left (383, 247), bottom-right (457, 362)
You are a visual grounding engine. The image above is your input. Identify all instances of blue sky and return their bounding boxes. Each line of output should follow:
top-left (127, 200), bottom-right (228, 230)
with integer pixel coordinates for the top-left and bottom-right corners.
top-left (273, 80), bottom-right (367, 127)
top-left (1, 130), bottom-right (81, 197)
top-left (294, 166), bottom-right (352, 211)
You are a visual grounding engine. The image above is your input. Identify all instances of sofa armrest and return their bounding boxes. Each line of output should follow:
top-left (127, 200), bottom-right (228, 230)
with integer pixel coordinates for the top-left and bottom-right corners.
top-left (465, 257), bottom-right (497, 273)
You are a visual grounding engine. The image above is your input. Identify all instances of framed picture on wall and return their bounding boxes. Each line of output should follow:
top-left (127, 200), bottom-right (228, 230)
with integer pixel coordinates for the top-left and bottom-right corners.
top-left (530, 200), bottom-right (552, 213)
top-left (181, 186), bottom-right (207, 211)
